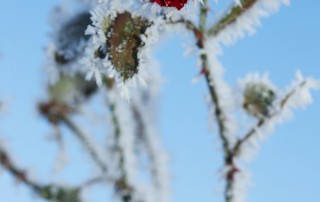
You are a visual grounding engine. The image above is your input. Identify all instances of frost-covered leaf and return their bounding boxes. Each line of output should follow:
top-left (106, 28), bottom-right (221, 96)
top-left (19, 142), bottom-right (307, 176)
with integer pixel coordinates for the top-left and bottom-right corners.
top-left (106, 12), bottom-right (150, 81)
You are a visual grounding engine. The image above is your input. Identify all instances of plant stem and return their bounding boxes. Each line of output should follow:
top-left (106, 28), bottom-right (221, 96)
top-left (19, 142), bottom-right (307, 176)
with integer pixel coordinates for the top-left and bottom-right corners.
top-left (233, 80), bottom-right (308, 157)
top-left (199, 1), bottom-right (231, 155)
top-left (0, 148), bottom-right (43, 193)
top-left (198, 1), bottom-right (233, 202)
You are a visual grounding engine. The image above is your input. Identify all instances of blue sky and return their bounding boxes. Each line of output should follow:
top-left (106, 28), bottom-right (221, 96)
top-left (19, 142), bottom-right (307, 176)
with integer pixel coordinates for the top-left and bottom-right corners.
top-left (0, 1), bottom-right (319, 202)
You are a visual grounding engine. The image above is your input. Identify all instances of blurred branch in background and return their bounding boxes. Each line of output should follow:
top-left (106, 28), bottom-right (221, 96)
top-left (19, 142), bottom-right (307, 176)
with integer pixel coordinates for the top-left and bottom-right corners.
top-left (0, 143), bottom-right (93, 202)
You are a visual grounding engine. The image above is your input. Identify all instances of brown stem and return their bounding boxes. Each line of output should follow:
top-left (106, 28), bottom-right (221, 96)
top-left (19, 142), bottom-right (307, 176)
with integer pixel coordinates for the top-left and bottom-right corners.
top-left (198, 1), bottom-right (234, 202)
top-left (202, 58), bottom-right (231, 157)
top-left (198, 0), bottom-right (231, 157)
top-left (0, 148), bottom-right (43, 193)
top-left (166, 18), bottom-right (204, 47)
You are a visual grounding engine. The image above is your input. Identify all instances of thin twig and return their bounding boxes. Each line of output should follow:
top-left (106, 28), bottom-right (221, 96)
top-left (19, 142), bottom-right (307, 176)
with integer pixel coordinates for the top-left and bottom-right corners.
top-left (60, 115), bottom-right (108, 173)
top-left (166, 18), bottom-right (203, 47)
top-left (167, 18), bottom-right (198, 33)
top-left (0, 148), bottom-right (43, 193)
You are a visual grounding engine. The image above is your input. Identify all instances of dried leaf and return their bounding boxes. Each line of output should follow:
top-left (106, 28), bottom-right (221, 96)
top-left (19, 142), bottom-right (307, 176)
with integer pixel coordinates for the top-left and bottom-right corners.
top-left (106, 12), bottom-right (150, 81)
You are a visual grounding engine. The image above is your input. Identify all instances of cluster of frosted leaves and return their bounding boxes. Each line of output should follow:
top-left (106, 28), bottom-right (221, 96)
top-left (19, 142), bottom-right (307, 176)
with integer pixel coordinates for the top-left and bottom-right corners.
top-left (45, 0), bottom-right (207, 99)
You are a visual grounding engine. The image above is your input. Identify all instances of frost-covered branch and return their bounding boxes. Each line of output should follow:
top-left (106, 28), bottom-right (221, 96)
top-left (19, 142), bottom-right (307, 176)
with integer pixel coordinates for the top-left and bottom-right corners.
top-left (131, 101), bottom-right (170, 202)
top-left (132, 104), bottom-right (161, 188)
top-left (233, 79), bottom-right (308, 157)
top-left (103, 68), bottom-right (169, 202)
top-left (198, 0), bottom-right (231, 157)
top-left (197, 2), bottom-right (237, 201)
top-left (222, 74), bottom-right (319, 202)
top-left (208, 0), bottom-right (290, 45)
top-left (202, 57), bottom-right (232, 157)
top-left (208, 0), bottom-right (258, 37)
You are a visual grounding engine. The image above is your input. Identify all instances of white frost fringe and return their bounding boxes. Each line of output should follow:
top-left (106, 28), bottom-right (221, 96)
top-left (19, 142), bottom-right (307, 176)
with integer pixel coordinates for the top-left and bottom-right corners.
top-left (83, 2), bottom-right (165, 99)
top-left (203, 41), bottom-right (238, 148)
top-left (215, 0), bottom-right (290, 45)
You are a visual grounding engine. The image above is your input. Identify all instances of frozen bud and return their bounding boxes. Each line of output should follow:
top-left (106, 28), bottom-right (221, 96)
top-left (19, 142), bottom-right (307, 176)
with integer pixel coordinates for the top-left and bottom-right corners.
top-left (55, 12), bottom-right (91, 64)
top-left (243, 83), bottom-right (276, 118)
top-left (106, 12), bottom-right (150, 81)
top-left (49, 75), bottom-right (97, 104)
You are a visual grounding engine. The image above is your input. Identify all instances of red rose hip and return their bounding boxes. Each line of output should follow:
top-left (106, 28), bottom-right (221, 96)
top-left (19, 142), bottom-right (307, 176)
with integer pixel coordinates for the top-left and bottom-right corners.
top-left (150, 0), bottom-right (188, 10)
